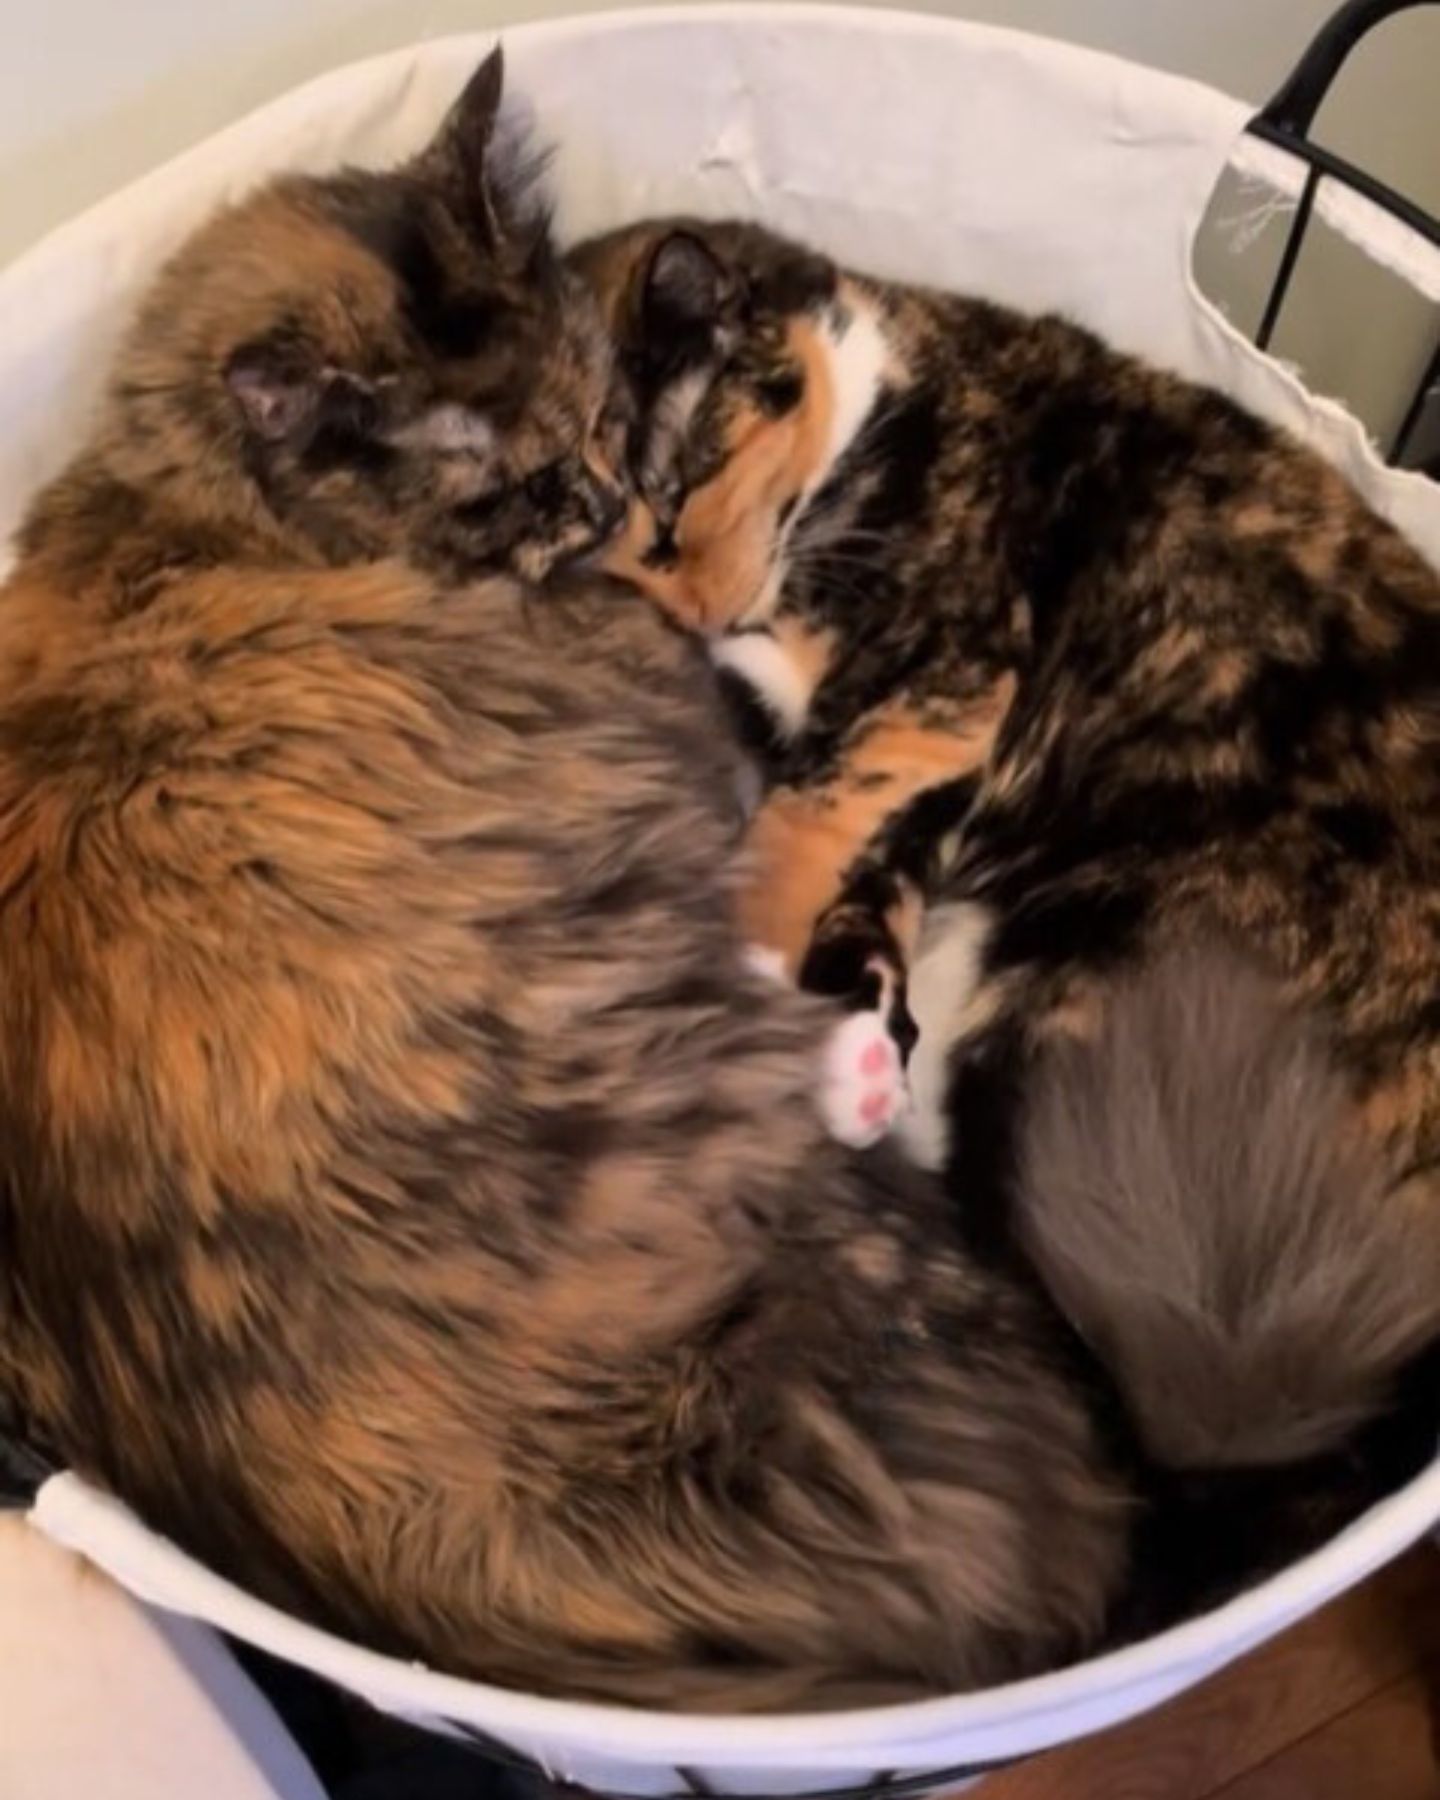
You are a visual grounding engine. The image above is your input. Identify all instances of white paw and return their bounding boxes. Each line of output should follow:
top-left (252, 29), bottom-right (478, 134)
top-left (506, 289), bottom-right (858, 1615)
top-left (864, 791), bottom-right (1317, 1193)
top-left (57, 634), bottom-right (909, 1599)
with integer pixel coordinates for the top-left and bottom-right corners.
top-left (819, 1009), bottom-right (910, 1149)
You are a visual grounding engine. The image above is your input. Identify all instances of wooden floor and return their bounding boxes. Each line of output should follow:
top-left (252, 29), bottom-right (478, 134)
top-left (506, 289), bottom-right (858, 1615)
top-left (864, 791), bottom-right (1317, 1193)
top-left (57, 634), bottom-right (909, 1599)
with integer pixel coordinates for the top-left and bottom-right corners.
top-left (977, 1545), bottom-right (1440, 1800)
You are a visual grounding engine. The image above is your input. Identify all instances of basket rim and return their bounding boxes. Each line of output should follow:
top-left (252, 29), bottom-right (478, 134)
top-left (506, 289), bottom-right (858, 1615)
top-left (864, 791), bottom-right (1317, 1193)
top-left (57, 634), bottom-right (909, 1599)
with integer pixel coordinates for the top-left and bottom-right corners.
top-left (0, 1), bottom-right (1239, 292)
top-left (35, 1455), bottom-right (1440, 1763)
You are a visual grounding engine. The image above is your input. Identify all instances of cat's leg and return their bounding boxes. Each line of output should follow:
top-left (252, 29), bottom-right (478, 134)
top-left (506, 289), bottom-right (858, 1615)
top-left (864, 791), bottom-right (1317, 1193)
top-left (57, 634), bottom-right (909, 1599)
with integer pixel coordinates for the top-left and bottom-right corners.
top-left (795, 743), bottom-right (994, 1028)
top-left (801, 869), bottom-right (920, 1151)
top-left (800, 861), bottom-right (922, 1050)
top-left (738, 785), bottom-right (937, 1149)
top-left (737, 691), bottom-right (1010, 1145)
top-left (743, 942), bottom-right (907, 1148)
top-left (795, 780), bottom-right (990, 1147)
top-left (737, 683), bottom-right (1012, 975)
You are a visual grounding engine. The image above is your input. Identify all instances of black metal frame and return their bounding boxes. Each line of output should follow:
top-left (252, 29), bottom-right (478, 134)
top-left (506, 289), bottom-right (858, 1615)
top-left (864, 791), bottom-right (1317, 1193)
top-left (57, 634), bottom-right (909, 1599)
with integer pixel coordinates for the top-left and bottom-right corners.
top-left (1240, 0), bottom-right (1440, 465)
top-left (1, 5), bottom-right (1437, 1797)
top-left (416, 1719), bottom-right (1021, 1799)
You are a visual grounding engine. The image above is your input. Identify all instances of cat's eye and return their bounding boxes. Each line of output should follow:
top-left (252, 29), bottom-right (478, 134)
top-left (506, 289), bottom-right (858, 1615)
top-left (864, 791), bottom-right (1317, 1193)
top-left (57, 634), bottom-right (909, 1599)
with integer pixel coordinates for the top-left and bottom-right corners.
top-left (755, 369), bottom-right (805, 417)
top-left (641, 465), bottom-right (684, 526)
top-left (324, 375), bottom-right (382, 436)
top-left (523, 464), bottom-right (565, 508)
top-left (596, 396), bottom-right (632, 462)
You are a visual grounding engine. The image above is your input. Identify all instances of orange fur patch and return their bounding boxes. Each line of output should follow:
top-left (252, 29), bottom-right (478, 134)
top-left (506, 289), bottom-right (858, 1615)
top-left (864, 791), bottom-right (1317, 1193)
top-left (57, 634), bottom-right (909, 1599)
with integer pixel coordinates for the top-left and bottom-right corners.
top-left (739, 680), bottom-right (1015, 968)
top-left (602, 319), bottom-right (837, 634)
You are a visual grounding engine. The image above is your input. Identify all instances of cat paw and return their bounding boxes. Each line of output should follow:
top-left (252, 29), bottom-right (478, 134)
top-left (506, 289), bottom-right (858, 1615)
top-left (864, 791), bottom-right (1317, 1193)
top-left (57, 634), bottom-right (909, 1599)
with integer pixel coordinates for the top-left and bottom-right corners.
top-left (819, 1009), bottom-right (910, 1149)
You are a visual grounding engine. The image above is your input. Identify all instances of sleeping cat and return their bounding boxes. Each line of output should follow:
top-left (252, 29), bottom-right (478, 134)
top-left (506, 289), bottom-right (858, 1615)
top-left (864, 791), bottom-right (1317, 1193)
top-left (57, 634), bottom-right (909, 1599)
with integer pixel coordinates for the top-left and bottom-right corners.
top-left (577, 218), bottom-right (1440, 1197)
top-left (575, 218), bottom-right (1440, 1554)
top-left (0, 49), bottom-right (1143, 1710)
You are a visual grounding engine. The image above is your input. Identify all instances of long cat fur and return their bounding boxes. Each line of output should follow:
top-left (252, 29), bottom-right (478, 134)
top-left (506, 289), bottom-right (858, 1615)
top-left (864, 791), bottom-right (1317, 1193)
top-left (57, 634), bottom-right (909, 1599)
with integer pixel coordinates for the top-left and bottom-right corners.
top-left (1016, 934), bottom-right (1440, 1619)
top-left (1020, 937), bottom-right (1440, 1476)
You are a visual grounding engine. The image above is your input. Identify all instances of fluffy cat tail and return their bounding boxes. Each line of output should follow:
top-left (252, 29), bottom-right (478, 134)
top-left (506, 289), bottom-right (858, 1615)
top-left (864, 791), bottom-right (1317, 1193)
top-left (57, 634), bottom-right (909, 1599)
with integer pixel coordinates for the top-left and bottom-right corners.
top-left (1014, 938), bottom-right (1440, 1477)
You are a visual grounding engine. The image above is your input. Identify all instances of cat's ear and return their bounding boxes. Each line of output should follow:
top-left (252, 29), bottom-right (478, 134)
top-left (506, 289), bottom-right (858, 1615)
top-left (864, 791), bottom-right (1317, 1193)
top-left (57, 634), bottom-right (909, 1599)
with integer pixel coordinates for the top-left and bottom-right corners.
top-left (419, 45), bottom-right (507, 247)
top-left (225, 339), bottom-right (375, 446)
top-left (641, 232), bottom-right (738, 342)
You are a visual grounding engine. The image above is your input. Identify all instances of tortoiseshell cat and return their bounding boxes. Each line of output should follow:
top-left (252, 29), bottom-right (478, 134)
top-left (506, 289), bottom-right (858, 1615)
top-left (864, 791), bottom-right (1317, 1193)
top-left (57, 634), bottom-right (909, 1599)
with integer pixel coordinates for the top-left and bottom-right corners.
top-left (579, 220), bottom-right (1440, 1201)
top-left (0, 52), bottom-right (1149, 1711)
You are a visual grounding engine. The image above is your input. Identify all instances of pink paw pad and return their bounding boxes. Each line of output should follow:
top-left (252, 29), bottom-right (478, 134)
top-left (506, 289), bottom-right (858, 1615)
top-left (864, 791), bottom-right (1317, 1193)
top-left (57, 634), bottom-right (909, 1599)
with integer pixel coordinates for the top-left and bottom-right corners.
top-left (818, 1009), bottom-right (911, 1149)
top-left (860, 1089), bottom-right (891, 1126)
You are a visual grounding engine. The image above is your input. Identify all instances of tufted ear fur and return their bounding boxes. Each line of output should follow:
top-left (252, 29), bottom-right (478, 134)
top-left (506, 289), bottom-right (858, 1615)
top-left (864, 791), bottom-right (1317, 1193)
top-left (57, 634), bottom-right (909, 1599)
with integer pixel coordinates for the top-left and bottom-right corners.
top-left (414, 46), bottom-right (509, 250)
top-left (641, 231), bottom-right (738, 349)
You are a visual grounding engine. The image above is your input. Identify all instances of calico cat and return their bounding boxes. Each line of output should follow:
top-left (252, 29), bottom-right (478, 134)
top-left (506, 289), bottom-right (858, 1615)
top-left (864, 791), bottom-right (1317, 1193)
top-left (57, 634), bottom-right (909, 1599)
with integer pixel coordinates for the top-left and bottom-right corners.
top-left (578, 218), bottom-right (1440, 1192)
top-left (0, 50), bottom-right (1144, 1710)
top-left (575, 219), bottom-right (1440, 1517)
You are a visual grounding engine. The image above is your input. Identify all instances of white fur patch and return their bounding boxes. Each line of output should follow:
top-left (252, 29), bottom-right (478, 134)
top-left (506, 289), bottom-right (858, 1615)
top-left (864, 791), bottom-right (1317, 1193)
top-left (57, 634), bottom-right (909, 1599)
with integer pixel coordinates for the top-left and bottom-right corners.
top-left (727, 290), bottom-right (891, 631)
top-left (730, 293), bottom-right (890, 633)
top-left (389, 404), bottom-right (494, 455)
top-left (712, 631), bottom-right (817, 738)
top-left (652, 369), bottom-right (709, 451)
top-left (896, 903), bottom-right (992, 1171)
top-left (813, 292), bottom-right (891, 491)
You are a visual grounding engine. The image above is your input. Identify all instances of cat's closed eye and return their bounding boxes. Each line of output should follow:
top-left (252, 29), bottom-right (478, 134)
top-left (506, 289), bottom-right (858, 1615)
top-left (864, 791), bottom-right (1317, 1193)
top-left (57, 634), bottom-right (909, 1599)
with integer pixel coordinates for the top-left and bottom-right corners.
top-left (643, 467), bottom-right (684, 526)
top-left (594, 394), bottom-right (633, 471)
top-left (755, 369), bottom-right (805, 416)
top-left (388, 404), bottom-right (496, 457)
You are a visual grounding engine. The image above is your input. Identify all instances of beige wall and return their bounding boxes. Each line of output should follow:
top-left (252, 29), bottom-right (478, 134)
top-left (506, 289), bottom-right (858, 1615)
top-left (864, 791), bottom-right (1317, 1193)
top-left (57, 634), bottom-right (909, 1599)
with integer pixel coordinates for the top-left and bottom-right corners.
top-left (6, 0), bottom-right (1438, 262)
top-left (3, 0), bottom-right (1436, 438)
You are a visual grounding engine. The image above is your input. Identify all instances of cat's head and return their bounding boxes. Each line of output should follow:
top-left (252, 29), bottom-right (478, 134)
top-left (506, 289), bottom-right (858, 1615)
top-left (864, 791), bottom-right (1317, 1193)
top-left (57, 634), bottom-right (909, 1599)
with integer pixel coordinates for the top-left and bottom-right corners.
top-left (573, 221), bottom-right (879, 632)
top-left (106, 49), bottom-right (626, 583)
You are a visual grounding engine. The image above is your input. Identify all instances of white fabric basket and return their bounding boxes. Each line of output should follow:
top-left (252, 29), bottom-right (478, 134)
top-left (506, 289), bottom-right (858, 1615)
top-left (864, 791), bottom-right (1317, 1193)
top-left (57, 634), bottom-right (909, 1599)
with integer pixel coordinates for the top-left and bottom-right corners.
top-left (8, 8), bottom-right (1440, 1796)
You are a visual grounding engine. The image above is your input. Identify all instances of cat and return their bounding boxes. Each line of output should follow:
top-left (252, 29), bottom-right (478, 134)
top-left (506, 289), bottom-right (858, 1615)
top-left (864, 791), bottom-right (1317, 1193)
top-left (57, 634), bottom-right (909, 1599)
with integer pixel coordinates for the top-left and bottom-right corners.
top-left (573, 218), bottom-right (1440, 1513)
top-left (0, 48), bottom-right (1141, 1710)
top-left (577, 218), bottom-right (1440, 1178)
